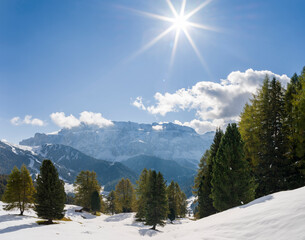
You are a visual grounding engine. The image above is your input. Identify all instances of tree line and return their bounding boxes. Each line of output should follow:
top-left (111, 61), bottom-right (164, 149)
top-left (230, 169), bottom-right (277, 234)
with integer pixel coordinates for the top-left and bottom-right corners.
top-left (2, 161), bottom-right (187, 230)
top-left (194, 67), bottom-right (305, 219)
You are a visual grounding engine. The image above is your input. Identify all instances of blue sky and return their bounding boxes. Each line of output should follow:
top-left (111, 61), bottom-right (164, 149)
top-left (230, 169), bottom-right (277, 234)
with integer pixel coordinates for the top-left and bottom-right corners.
top-left (1, 0), bottom-right (305, 143)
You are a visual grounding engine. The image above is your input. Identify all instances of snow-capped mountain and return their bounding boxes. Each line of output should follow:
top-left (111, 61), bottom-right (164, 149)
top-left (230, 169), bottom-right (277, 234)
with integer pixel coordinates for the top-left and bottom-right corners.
top-left (20, 121), bottom-right (214, 165)
top-left (0, 140), bottom-right (137, 190)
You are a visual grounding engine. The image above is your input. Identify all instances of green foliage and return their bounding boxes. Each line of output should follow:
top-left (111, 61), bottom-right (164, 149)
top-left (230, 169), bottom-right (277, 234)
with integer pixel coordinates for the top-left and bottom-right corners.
top-left (0, 174), bottom-right (8, 200)
top-left (35, 160), bottom-right (66, 223)
top-left (74, 170), bottom-right (101, 210)
top-left (145, 171), bottom-right (168, 230)
top-left (194, 129), bottom-right (223, 219)
top-left (106, 190), bottom-right (117, 215)
top-left (115, 178), bottom-right (135, 213)
top-left (167, 181), bottom-right (187, 222)
top-left (240, 73), bottom-right (305, 197)
top-left (135, 169), bottom-right (150, 221)
top-left (90, 190), bottom-right (101, 214)
top-left (2, 165), bottom-right (35, 215)
top-left (211, 124), bottom-right (256, 211)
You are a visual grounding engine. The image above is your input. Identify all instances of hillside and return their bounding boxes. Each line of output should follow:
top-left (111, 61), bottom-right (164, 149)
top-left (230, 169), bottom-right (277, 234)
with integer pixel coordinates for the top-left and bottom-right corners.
top-left (0, 186), bottom-right (304, 240)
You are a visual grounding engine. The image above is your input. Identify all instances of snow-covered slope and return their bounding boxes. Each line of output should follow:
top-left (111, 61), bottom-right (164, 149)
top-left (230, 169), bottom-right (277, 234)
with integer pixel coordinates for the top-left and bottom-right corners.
top-left (1, 186), bottom-right (304, 240)
top-left (20, 122), bottom-right (214, 165)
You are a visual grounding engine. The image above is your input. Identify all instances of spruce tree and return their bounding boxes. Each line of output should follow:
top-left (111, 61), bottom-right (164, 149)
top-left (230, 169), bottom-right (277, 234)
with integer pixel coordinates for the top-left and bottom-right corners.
top-left (194, 129), bottom-right (223, 219)
top-left (175, 182), bottom-right (187, 218)
top-left (106, 190), bottom-right (116, 215)
top-left (145, 171), bottom-right (168, 230)
top-left (35, 160), bottom-right (66, 223)
top-left (167, 181), bottom-right (177, 222)
top-left (74, 170), bottom-right (101, 210)
top-left (3, 165), bottom-right (35, 215)
top-left (211, 124), bottom-right (256, 211)
top-left (135, 169), bottom-right (150, 221)
top-left (115, 178), bottom-right (135, 213)
top-left (90, 190), bottom-right (101, 215)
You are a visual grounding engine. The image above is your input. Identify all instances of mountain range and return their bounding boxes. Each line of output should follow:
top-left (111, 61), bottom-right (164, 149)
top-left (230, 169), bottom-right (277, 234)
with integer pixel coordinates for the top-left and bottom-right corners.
top-left (20, 121), bottom-right (214, 167)
top-left (2, 121), bottom-right (214, 195)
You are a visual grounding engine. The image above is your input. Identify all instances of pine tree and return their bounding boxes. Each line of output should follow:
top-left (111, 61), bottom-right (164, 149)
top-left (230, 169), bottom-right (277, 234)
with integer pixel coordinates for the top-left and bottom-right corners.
top-left (115, 178), bottom-right (135, 213)
top-left (90, 190), bottom-right (101, 215)
top-left (74, 170), bottom-right (101, 211)
top-left (211, 124), bottom-right (256, 211)
top-left (106, 190), bottom-right (116, 215)
top-left (135, 169), bottom-right (150, 221)
top-left (175, 182), bottom-right (187, 218)
top-left (293, 67), bottom-right (305, 179)
top-left (145, 171), bottom-right (168, 230)
top-left (35, 160), bottom-right (66, 224)
top-left (167, 181), bottom-right (178, 222)
top-left (3, 165), bottom-right (35, 215)
top-left (194, 129), bottom-right (223, 219)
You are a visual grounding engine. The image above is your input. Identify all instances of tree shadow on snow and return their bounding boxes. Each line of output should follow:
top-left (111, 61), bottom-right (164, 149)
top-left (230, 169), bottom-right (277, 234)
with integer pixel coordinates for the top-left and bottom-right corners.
top-left (0, 223), bottom-right (39, 234)
top-left (239, 195), bottom-right (273, 209)
top-left (139, 228), bottom-right (160, 237)
top-left (0, 214), bottom-right (34, 224)
top-left (104, 213), bottom-right (133, 222)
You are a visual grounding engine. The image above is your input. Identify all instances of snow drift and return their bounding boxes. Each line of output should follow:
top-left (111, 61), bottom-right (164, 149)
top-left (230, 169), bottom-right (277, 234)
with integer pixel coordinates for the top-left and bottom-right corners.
top-left (0, 186), bottom-right (304, 240)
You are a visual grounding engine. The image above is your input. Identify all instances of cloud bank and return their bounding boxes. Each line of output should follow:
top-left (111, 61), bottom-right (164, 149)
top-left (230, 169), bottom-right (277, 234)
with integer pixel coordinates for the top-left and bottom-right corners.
top-left (133, 69), bottom-right (290, 134)
top-left (50, 111), bottom-right (113, 129)
top-left (10, 115), bottom-right (45, 126)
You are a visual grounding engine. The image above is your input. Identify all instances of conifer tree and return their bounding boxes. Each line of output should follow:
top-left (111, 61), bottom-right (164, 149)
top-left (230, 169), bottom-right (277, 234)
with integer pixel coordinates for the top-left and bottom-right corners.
top-left (74, 170), bottom-right (101, 210)
top-left (106, 190), bottom-right (116, 215)
top-left (145, 171), bottom-right (168, 230)
top-left (167, 181), bottom-right (178, 222)
top-left (292, 67), bottom-right (305, 179)
top-left (135, 169), bottom-right (150, 221)
top-left (194, 129), bottom-right (223, 218)
top-left (90, 190), bottom-right (101, 215)
top-left (240, 76), bottom-right (295, 197)
top-left (3, 165), bottom-right (35, 215)
top-left (211, 124), bottom-right (256, 211)
top-left (35, 160), bottom-right (66, 223)
top-left (115, 178), bottom-right (135, 213)
top-left (175, 182), bottom-right (187, 218)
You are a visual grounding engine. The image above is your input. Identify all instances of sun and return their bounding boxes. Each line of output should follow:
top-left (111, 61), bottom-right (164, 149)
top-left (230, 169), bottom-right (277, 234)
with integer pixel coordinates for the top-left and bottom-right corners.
top-left (173, 15), bottom-right (188, 30)
top-left (131, 0), bottom-right (217, 68)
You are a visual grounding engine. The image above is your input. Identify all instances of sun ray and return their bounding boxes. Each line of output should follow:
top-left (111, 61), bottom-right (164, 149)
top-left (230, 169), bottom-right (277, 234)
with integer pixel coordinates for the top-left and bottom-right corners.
top-left (133, 26), bottom-right (175, 58)
top-left (185, 0), bottom-right (213, 20)
top-left (188, 22), bottom-right (218, 32)
top-left (180, 0), bottom-right (187, 16)
top-left (166, 0), bottom-right (179, 17)
top-left (169, 29), bottom-right (180, 69)
top-left (183, 28), bottom-right (209, 70)
top-left (128, 8), bottom-right (174, 23)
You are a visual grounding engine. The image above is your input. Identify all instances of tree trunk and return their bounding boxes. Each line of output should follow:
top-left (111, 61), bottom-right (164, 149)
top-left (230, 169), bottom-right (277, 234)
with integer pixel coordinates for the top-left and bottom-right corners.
top-left (47, 219), bottom-right (53, 224)
top-left (151, 224), bottom-right (156, 230)
top-left (20, 210), bottom-right (24, 216)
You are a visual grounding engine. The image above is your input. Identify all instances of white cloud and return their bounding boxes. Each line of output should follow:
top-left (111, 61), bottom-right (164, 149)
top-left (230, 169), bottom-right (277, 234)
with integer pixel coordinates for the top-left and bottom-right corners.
top-left (132, 97), bottom-right (146, 110)
top-left (152, 125), bottom-right (163, 131)
top-left (174, 119), bottom-right (225, 134)
top-left (50, 112), bottom-right (80, 129)
top-left (79, 111), bottom-right (114, 128)
top-left (134, 69), bottom-right (290, 134)
top-left (10, 115), bottom-right (45, 126)
top-left (50, 111), bottom-right (113, 129)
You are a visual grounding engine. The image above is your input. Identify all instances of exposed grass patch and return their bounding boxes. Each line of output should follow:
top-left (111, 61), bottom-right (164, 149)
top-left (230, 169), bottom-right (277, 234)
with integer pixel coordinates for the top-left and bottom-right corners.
top-left (60, 217), bottom-right (72, 221)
